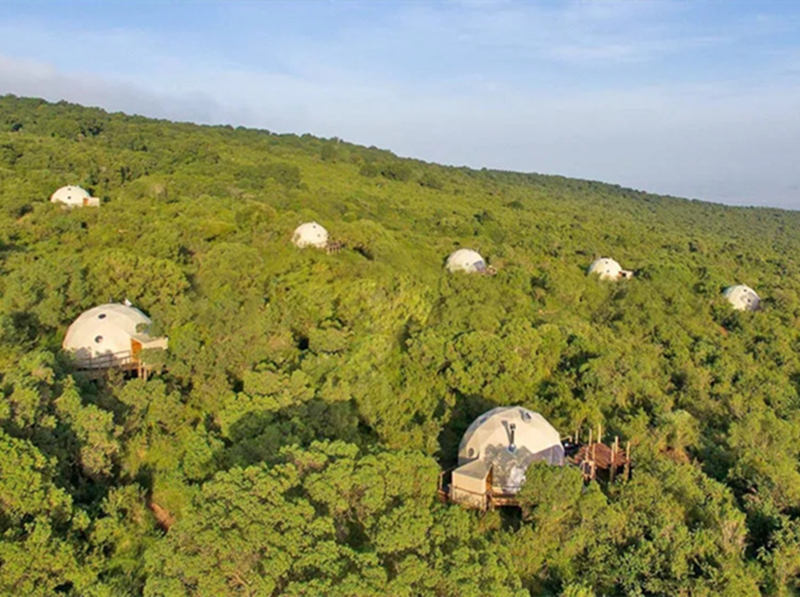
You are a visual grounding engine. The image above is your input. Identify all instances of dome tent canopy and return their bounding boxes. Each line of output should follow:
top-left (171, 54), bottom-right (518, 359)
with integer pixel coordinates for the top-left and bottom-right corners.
top-left (724, 284), bottom-right (760, 311)
top-left (50, 185), bottom-right (100, 208)
top-left (292, 221), bottom-right (329, 249)
top-left (446, 248), bottom-right (491, 274)
top-left (63, 303), bottom-right (168, 369)
top-left (450, 406), bottom-right (564, 508)
top-left (588, 257), bottom-right (633, 281)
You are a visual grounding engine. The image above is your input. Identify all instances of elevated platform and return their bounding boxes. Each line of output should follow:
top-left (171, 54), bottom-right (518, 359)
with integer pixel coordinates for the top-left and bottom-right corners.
top-left (72, 349), bottom-right (158, 380)
top-left (568, 438), bottom-right (631, 482)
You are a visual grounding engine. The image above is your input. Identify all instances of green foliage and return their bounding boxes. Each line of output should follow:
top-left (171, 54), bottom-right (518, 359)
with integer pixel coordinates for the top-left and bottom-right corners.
top-left (418, 171), bottom-right (444, 190)
top-left (2, 94), bottom-right (800, 594)
top-left (378, 160), bottom-right (413, 182)
top-left (359, 161), bottom-right (379, 178)
top-left (144, 441), bottom-right (523, 596)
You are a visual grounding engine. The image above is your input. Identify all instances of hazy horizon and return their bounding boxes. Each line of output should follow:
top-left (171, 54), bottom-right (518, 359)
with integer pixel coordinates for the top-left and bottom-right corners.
top-left (1, 0), bottom-right (799, 209)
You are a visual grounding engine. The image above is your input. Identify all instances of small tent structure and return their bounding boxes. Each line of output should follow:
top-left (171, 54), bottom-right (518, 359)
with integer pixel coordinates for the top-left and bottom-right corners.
top-left (449, 406), bottom-right (564, 509)
top-left (50, 185), bottom-right (100, 208)
top-left (724, 284), bottom-right (760, 311)
top-left (446, 248), bottom-right (491, 274)
top-left (63, 303), bottom-right (168, 374)
top-left (292, 222), bottom-right (329, 249)
top-left (588, 257), bottom-right (633, 281)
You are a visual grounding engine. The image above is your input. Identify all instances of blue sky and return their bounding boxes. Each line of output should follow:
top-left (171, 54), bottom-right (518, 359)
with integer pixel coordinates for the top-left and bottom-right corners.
top-left (1, 1), bottom-right (799, 208)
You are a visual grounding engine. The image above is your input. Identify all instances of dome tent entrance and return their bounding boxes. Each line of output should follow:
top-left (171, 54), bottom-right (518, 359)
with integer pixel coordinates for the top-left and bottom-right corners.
top-left (588, 257), bottom-right (633, 281)
top-left (63, 303), bottom-right (167, 376)
top-left (446, 248), bottom-right (494, 274)
top-left (448, 406), bottom-right (564, 509)
top-left (50, 185), bottom-right (100, 208)
top-left (292, 221), bottom-right (329, 249)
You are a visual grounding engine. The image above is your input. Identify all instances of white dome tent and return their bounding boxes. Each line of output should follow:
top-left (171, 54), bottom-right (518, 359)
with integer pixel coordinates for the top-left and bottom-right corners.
top-left (50, 185), bottom-right (100, 208)
top-left (446, 248), bottom-right (493, 274)
top-left (449, 406), bottom-right (564, 509)
top-left (724, 284), bottom-right (760, 311)
top-left (588, 257), bottom-right (633, 281)
top-left (63, 303), bottom-right (168, 375)
top-left (292, 222), bottom-right (329, 249)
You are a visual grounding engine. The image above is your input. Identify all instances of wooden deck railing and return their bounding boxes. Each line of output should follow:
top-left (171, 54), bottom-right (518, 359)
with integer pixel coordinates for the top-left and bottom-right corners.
top-left (72, 350), bottom-right (155, 379)
top-left (75, 349), bottom-right (138, 370)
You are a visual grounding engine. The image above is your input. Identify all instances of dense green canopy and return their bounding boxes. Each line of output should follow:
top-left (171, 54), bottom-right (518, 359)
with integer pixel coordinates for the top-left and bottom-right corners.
top-left (1, 94), bottom-right (800, 595)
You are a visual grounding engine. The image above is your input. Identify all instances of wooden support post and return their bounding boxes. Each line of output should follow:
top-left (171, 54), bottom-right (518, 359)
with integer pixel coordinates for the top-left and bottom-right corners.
top-left (624, 441), bottom-right (631, 481)
top-left (610, 436), bottom-right (618, 483)
top-left (598, 422), bottom-right (603, 444)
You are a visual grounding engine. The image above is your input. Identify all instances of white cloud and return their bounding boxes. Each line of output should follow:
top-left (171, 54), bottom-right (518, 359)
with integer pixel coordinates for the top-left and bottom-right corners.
top-left (0, 54), bottom-right (249, 126)
top-left (0, 1), bottom-right (799, 209)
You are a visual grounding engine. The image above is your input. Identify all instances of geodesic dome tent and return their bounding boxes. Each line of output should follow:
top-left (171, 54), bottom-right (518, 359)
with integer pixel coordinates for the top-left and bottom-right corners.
top-left (450, 406), bottom-right (564, 509)
top-left (63, 303), bottom-right (168, 370)
top-left (446, 249), bottom-right (489, 273)
top-left (292, 222), bottom-right (329, 249)
top-left (588, 257), bottom-right (633, 281)
top-left (724, 284), bottom-right (760, 311)
top-left (50, 185), bottom-right (100, 208)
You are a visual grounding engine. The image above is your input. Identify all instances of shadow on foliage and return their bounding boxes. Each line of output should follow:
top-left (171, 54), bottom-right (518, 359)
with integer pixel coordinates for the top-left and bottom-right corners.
top-left (0, 354), bottom-right (118, 508)
top-left (436, 391), bottom-right (496, 468)
top-left (351, 244), bottom-right (374, 261)
top-left (213, 398), bottom-right (371, 470)
top-left (2, 311), bottom-right (42, 346)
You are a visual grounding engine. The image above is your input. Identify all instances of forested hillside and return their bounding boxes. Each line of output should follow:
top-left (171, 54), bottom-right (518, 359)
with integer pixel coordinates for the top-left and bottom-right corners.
top-left (2, 94), bottom-right (800, 595)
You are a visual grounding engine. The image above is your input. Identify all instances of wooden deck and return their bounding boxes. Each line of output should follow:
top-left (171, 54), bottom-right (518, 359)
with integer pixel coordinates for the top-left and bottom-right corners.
top-left (487, 493), bottom-right (519, 508)
top-left (573, 442), bottom-right (628, 469)
top-left (325, 240), bottom-right (345, 254)
top-left (73, 350), bottom-right (155, 380)
top-left (569, 438), bottom-right (631, 482)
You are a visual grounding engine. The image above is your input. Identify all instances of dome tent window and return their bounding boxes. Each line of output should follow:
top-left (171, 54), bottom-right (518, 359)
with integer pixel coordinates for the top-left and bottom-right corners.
top-left (63, 302), bottom-right (168, 378)
top-left (292, 221), bottom-right (330, 250)
top-left (588, 257), bottom-right (633, 281)
top-left (50, 185), bottom-right (100, 208)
